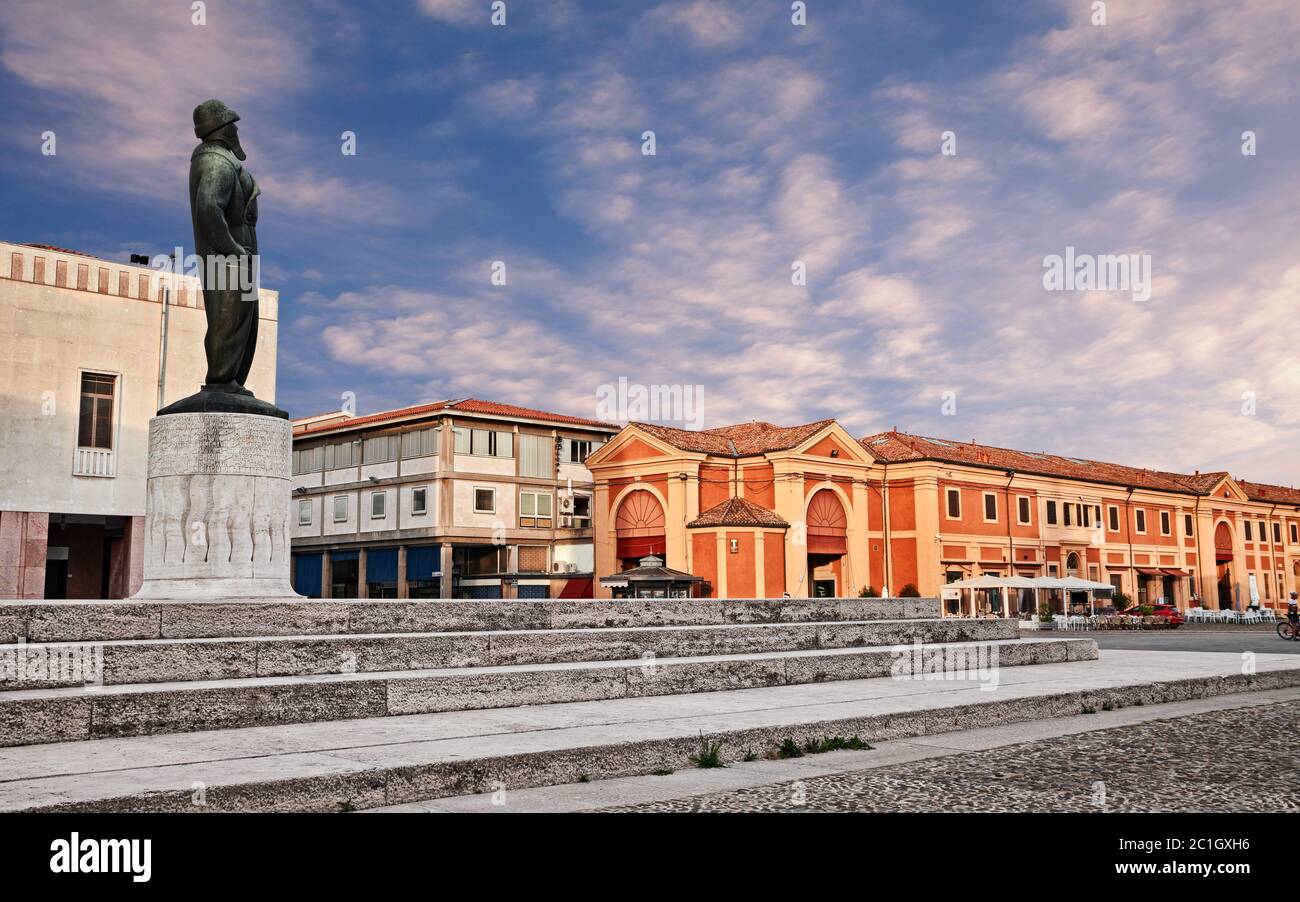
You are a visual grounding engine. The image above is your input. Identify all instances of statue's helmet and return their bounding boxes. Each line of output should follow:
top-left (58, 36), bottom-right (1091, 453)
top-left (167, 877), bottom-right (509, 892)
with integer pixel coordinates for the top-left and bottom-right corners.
top-left (192, 99), bottom-right (240, 140)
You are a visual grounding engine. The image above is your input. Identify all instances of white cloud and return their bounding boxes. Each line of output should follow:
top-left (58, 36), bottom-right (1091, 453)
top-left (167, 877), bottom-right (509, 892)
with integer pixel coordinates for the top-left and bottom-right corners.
top-left (0, 0), bottom-right (396, 223)
top-left (416, 0), bottom-right (480, 25)
top-left (645, 1), bottom-right (754, 48)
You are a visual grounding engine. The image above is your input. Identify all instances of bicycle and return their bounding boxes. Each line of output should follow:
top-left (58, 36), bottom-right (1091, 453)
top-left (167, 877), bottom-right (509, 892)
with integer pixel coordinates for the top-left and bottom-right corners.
top-left (1277, 620), bottom-right (1299, 641)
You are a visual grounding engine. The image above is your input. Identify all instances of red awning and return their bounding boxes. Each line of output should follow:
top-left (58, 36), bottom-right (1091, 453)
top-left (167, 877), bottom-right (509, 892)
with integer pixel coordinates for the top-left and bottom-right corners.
top-left (807, 534), bottom-right (848, 555)
top-left (617, 535), bottom-right (664, 559)
top-left (1161, 568), bottom-right (1186, 577)
top-left (558, 577), bottom-right (593, 598)
top-left (1136, 568), bottom-right (1165, 577)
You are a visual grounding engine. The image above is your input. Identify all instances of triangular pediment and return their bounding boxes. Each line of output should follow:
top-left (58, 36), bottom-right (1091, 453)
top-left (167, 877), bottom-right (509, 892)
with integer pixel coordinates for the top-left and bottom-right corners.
top-left (788, 422), bottom-right (875, 463)
top-left (585, 426), bottom-right (681, 466)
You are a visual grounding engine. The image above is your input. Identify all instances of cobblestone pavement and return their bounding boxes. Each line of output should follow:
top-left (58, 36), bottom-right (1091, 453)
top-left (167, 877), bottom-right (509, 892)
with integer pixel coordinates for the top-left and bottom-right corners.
top-left (602, 702), bottom-right (1300, 813)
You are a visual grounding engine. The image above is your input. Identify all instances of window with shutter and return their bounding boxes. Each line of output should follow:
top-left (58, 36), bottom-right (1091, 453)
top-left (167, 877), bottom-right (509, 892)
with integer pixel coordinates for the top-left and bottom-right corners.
top-left (518, 546), bottom-right (548, 573)
top-left (518, 434), bottom-right (551, 477)
top-left (78, 373), bottom-right (116, 449)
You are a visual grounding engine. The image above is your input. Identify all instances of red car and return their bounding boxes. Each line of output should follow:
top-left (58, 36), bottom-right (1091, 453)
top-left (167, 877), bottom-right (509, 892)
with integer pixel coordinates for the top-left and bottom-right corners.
top-left (1121, 603), bottom-right (1184, 626)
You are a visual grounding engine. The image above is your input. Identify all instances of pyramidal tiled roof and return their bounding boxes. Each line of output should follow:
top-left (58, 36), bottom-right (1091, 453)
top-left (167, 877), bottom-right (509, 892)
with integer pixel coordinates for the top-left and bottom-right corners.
top-left (634, 419), bottom-right (835, 457)
top-left (687, 497), bottom-right (789, 528)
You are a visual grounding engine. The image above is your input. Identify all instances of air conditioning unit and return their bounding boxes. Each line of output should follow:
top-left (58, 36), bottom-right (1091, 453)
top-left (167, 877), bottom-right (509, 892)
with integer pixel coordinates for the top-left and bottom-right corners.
top-left (558, 495), bottom-right (575, 514)
top-left (564, 562), bottom-right (578, 573)
top-left (552, 562), bottom-right (564, 573)
top-left (560, 515), bottom-right (573, 528)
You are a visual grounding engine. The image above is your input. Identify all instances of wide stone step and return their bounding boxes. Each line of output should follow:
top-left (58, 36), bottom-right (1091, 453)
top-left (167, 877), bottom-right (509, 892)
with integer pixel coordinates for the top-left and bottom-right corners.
top-left (0, 617), bottom-right (1018, 688)
top-left (0, 597), bottom-right (941, 644)
top-left (0, 637), bottom-right (1093, 746)
top-left (4, 648), bottom-right (1295, 813)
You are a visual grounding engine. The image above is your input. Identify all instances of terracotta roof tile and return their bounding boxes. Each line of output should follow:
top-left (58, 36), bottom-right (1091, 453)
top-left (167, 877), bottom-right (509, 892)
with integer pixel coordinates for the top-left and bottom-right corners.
top-left (295, 398), bottom-right (617, 437)
top-left (635, 419), bottom-right (835, 457)
top-left (1236, 480), bottom-right (1300, 506)
top-left (687, 497), bottom-right (789, 528)
top-left (1155, 471), bottom-right (1230, 494)
top-left (858, 431), bottom-right (1205, 494)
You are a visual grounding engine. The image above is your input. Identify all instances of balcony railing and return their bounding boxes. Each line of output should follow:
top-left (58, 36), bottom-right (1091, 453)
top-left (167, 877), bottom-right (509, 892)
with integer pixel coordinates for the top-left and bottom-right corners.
top-left (73, 447), bottom-right (115, 477)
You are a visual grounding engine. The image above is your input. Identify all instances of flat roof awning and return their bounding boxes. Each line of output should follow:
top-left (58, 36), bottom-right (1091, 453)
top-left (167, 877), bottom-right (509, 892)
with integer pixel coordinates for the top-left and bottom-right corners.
top-left (1161, 568), bottom-right (1187, 577)
top-left (1136, 568), bottom-right (1165, 576)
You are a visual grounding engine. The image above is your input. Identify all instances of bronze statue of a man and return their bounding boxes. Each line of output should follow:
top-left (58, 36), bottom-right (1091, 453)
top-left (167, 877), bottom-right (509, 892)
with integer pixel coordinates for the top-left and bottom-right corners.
top-left (159, 99), bottom-right (285, 418)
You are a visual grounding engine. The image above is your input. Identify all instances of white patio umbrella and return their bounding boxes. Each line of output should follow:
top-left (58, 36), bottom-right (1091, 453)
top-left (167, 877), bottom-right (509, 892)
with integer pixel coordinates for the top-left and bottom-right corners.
top-left (1029, 576), bottom-right (1070, 615)
top-left (944, 575), bottom-right (1000, 617)
top-left (1056, 576), bottom-right (1112, 615)
top-left (1000, 575), bottom-right (1039, 619)
top-left (946, 575), bottom-right (1013, 588)
top-left (946, 575), bottom-right (1025, 617)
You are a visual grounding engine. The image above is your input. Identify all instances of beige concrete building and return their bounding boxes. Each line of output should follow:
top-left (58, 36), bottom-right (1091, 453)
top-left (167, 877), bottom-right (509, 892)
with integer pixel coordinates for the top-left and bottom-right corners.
top-left (288, 399), bottom-right (618, 598)
top-left (0, 240), bottom-right (279, 598)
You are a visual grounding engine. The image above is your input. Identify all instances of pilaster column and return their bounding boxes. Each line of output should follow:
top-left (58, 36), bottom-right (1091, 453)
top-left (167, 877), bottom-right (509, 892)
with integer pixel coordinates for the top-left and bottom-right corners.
top-left (913, 475), bottom-right (941, 597)
top-left (772, 467), bottom-right (804, 595)
top-left (715, 532), bottom-right (728, 599)
top-left (666, 470), bottom-right (689, 573)
top-left (593, 479), bottom-right (613, 598)
top-left (848, 480), bottom-right (870, 598)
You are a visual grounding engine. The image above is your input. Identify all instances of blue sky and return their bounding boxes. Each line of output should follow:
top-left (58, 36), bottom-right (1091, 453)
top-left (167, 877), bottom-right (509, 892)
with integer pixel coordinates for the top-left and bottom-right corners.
top-left (2, 0), bottom-right (1298, 483)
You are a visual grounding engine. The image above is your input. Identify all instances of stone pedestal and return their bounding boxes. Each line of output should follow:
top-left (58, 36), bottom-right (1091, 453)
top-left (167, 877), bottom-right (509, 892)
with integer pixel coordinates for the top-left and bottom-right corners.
top-left (133, 413), bottom-right (299, 600)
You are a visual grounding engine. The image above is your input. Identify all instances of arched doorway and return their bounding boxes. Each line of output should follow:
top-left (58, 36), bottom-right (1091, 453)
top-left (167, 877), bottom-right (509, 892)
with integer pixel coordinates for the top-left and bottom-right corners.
top-left (1063, 551), bottom-right (1087, 614)
top-left (806, 489), bottom-right (848, 597)
top-left (614, 490), bottom-right (666, 569)
top-left (1214, 521), bottom-right (1235, 610)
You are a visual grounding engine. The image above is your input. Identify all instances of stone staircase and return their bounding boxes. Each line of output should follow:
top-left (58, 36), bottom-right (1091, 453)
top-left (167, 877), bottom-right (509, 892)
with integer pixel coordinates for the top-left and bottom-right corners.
top-left (3, 595), bottom-right (1206, 811)
top-left (0, 597), bottom-right (1095, 747)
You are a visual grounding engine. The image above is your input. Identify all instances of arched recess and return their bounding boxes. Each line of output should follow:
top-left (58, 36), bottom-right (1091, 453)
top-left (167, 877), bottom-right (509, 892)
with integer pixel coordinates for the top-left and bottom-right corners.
top-left (806, 489), bottom-right (848, 556)
top-left (614, 490), bottom-right (666, 560)
top-left (1213, 520), bottom-right (1236, 609)
top-left (1214, 521), bottom-right (1234, 563)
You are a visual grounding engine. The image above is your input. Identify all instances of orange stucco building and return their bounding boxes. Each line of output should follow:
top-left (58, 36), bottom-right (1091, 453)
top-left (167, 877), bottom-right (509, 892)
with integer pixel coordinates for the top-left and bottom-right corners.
top-left (586, 420), bottom-right (1300, 613)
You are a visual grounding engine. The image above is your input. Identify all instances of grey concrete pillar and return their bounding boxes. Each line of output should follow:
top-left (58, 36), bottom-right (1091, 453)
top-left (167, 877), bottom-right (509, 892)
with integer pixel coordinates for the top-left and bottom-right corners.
top-left (397, 545), bottom-right (408, 599)
top-left (440, 542), bottom-right (453, 599)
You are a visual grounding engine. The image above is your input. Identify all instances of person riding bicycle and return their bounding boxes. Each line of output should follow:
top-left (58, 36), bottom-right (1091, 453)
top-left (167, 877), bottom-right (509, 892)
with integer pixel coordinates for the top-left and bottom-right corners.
top-left (1289, 593), bottom-right (1299, 626)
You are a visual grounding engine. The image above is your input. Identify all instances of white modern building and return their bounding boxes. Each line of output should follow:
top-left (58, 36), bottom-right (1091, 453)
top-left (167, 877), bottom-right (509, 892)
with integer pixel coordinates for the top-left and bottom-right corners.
top-left (0, 240), bottom-right (280, 598)
top-left (289, 399), bottom-right (618, 598)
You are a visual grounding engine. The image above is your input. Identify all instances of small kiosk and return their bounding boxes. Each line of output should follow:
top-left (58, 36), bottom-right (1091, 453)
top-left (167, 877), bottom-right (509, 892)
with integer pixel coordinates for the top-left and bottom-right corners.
top-left (599, 555), bottom-right (703, 599)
